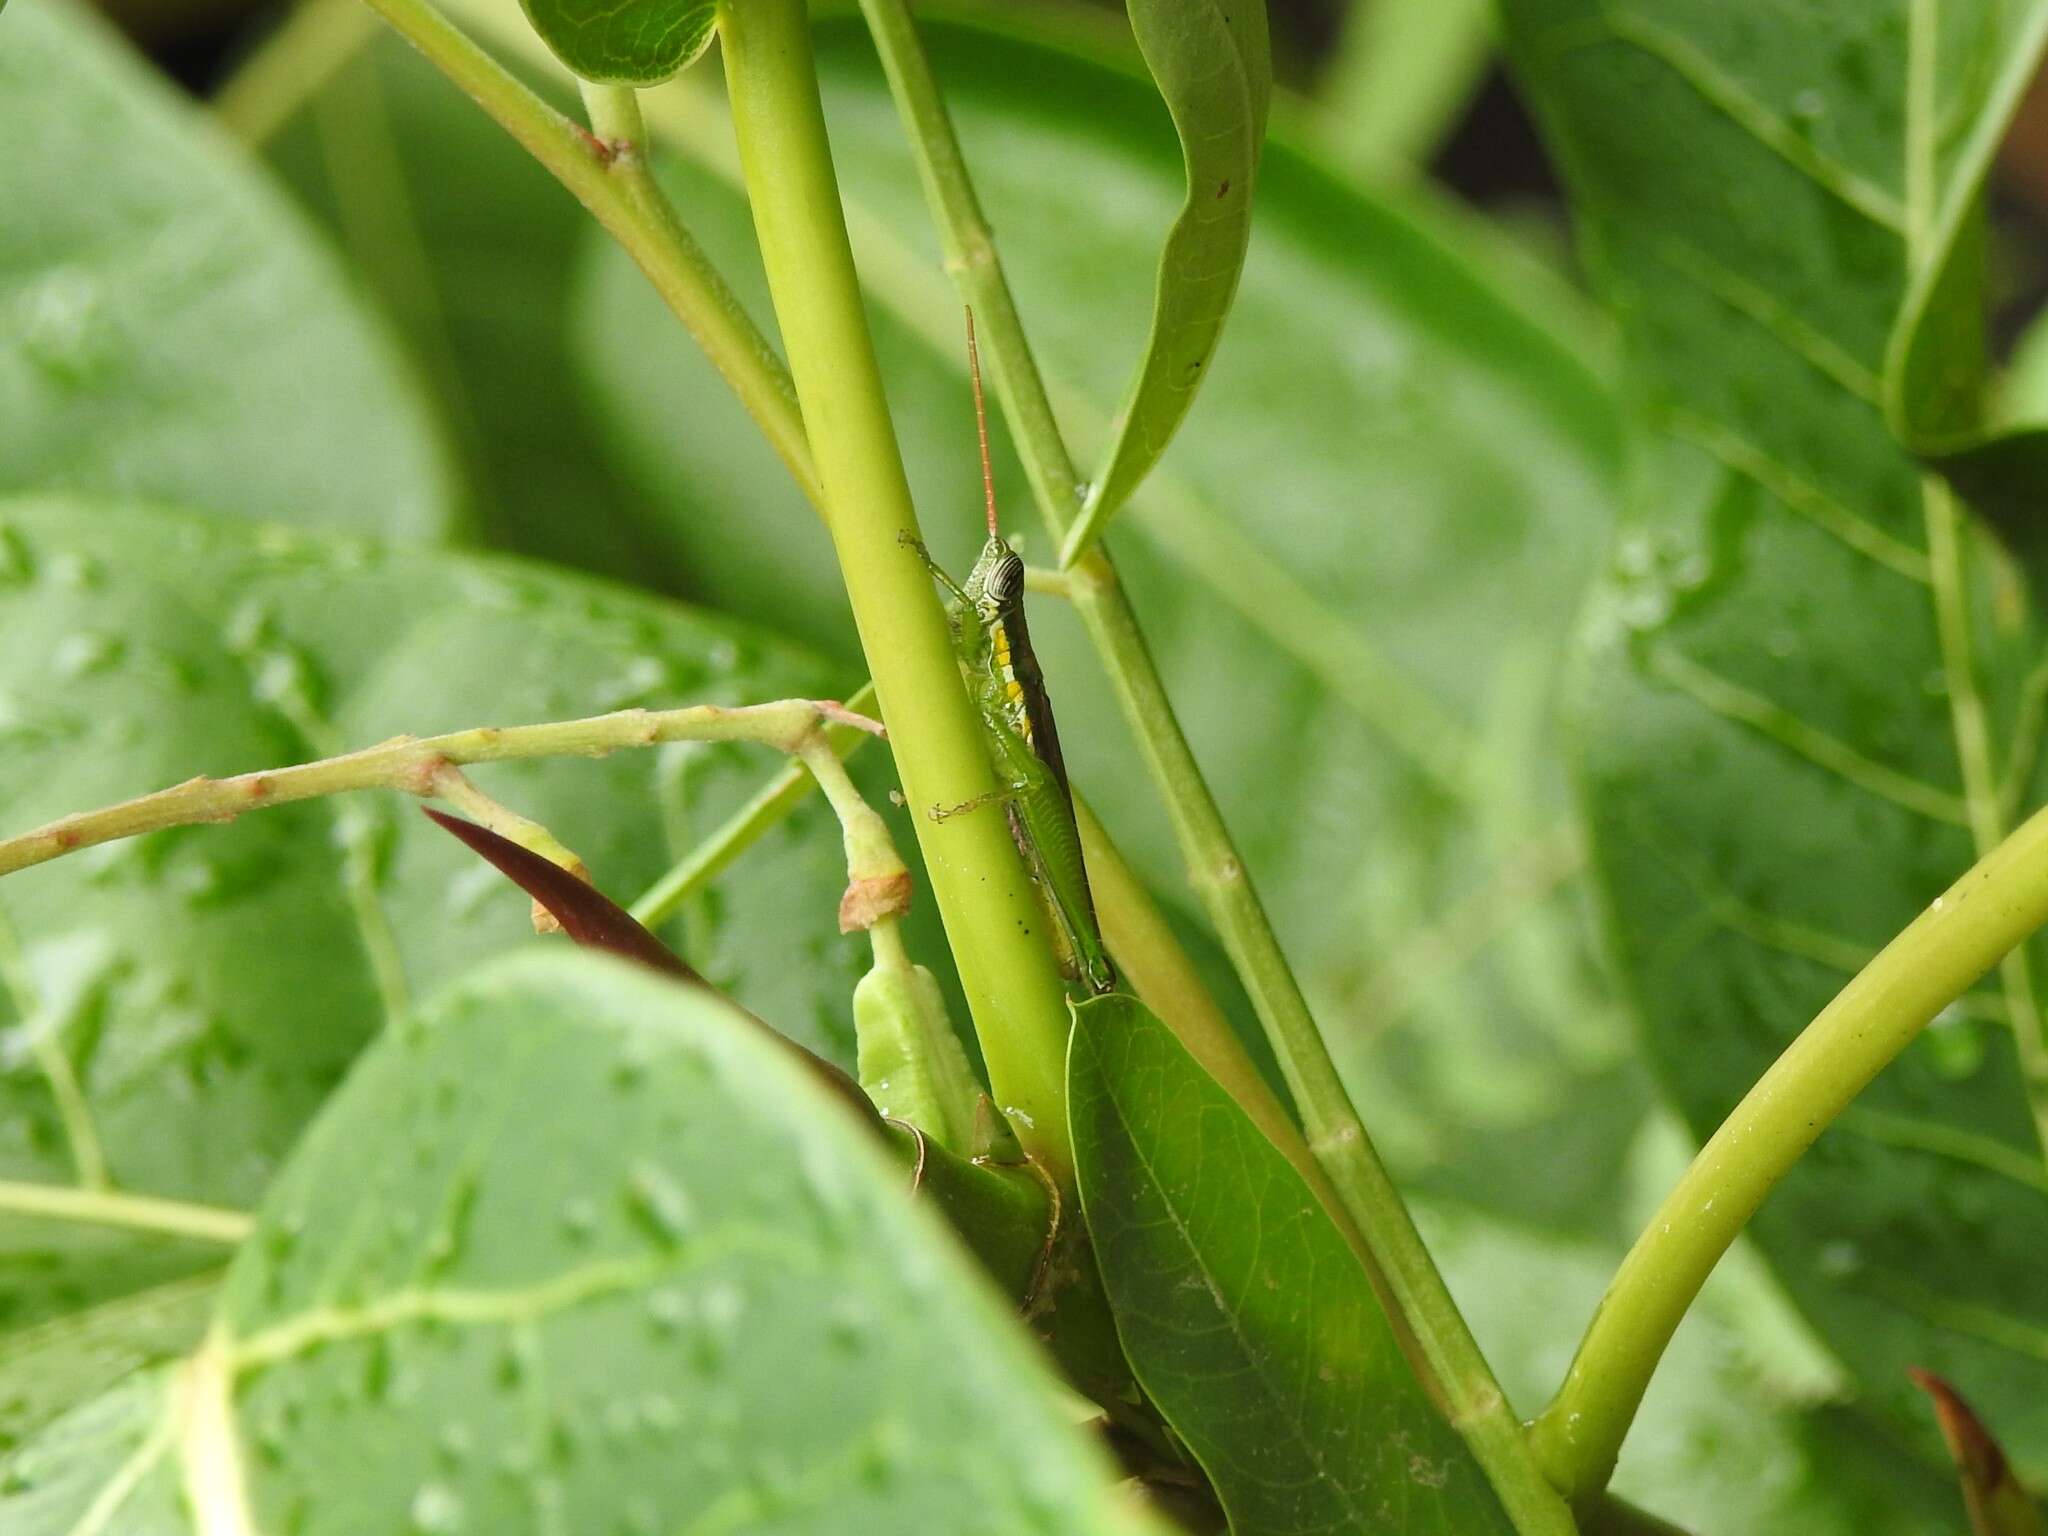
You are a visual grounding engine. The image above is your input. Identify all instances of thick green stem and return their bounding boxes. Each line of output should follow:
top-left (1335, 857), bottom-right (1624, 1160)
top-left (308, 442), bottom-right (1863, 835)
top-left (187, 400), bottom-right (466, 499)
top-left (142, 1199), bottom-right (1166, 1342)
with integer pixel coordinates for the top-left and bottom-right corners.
top-left (852, 5), bottom-right (1570, 1531)
top-left (715, 0), bottom-right (1074, 1170)
top-left (357, 0), bottom-right (818, 504)
top-left (1532, 798), bottom-right (2048, 1507)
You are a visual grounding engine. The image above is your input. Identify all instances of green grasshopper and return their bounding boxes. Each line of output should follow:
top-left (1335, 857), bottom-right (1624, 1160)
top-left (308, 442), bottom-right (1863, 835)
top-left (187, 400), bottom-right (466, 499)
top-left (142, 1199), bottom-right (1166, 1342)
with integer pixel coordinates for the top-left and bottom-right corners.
top-left (907, 311), bottom-right (1116, 996)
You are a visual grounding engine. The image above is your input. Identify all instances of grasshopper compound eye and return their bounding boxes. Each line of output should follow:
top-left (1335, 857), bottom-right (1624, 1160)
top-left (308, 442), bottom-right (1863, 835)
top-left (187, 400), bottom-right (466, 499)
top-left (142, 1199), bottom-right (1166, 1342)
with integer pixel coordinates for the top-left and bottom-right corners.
top-left (989, 550), bottom-right (1026, 609)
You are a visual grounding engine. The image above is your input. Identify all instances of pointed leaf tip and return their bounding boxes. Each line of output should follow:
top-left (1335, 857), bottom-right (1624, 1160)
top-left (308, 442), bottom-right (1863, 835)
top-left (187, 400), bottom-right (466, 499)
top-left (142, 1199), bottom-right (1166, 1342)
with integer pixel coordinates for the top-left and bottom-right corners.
top-left (1910, 1368), bottom-right (2045, 1536)
top-left (421, 806), bottom-right (699, 982)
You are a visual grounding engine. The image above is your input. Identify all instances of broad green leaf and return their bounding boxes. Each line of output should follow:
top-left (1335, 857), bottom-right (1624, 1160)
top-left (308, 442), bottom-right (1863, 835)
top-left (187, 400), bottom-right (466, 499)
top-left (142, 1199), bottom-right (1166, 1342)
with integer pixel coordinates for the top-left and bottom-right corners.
top-left (0, 498), bottom-right (890, 1359)
top-left (0, 0), bottom-right (456, 539)
top-left (557, 15), bottom-right (1637, 1236)
top-left (0, 1366), bottom-right (187, 1535)
top-left (0, 952), bottom-right (1143, 1535)
top-left (1502, 0), bottom-right (2048, 1472)
top-left (0, 1273), bottom-right (217, 1454)
top-left (1069, 992), bottom-right (1515, 1535)
top-left (1061, 0), bottom-right (1272, 561)
top-left (258, 31), bottom-right (668, 585)
top-left (521, 0), bottom-right (714, 85)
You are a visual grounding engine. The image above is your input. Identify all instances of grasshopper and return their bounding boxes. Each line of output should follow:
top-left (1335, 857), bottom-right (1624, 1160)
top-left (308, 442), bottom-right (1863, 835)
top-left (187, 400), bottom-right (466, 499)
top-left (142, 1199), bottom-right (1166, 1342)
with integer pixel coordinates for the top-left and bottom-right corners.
top-left (908, 311), bottom-right (1116, 996)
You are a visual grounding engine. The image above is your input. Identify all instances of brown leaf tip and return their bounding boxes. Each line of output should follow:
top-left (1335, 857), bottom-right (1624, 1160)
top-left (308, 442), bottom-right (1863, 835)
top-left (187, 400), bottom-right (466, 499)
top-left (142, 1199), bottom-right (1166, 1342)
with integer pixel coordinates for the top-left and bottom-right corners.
top-left (1910, 1367), bottom-right (2009, 1488)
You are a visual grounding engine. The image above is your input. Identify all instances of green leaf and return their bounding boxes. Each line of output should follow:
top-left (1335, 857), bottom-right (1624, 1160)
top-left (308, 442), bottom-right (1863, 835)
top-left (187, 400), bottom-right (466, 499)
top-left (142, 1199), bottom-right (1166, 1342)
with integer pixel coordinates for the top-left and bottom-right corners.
top-left (0, 0), bottom-right (456, 539)
top-left (1069, 992), bottom-right (1515, 1535)
top-left (0, 498), bottom-right (882, 1357)
top-left (0, 1366), bottom-right (187, 1534)
top-left (0, 951), bottom-right (1144, 1534)
top-left (1501, 0), bottom-right (2048, 1472)
top-left (1060, 0), bottom-right (1272, 562)
top-left (0, 1273), bottom-right (218, 1455)
top-left (519, 0), bottom-right (715, 86)
top-left (560, 15), bottom-right (1636, 1234)
top-left (258, 32), bottom-right (668, 585)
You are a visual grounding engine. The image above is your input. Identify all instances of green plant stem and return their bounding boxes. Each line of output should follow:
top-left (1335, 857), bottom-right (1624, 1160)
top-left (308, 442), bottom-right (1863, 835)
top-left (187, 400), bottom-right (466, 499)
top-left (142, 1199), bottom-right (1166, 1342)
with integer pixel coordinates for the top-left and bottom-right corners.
top-left (0, 1180), bottom-right (254, 1246)
top-left (355, 0), bottom-right (819, 505)
top-left (578, 79), bottom-right (642, 145)
top-left (1531, 796), bottom-right (2048, 1509)
top-left (715, 0), bottom-right (1074, 1171)
top-left (631, 681), bottom-right (880, 927)
top-left (853, 5), bottom-right (1570, 1531)
top-left (0, 699), bottom-right (888, 880)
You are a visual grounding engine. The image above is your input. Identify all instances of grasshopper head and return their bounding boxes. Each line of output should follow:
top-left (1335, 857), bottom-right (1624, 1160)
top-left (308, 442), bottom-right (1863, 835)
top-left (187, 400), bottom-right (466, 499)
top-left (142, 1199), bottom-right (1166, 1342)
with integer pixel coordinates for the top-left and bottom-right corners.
top-left (963, 535), bottom-right (1024, 623)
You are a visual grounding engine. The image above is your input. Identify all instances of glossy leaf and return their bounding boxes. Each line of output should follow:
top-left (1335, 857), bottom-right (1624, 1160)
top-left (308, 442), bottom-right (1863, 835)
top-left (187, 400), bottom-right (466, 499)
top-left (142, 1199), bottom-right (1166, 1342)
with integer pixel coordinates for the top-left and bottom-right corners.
top-left (0, 952), bottom-right (1142, 1534)
top-left (1885, 9), bottom-right (2048, 527)
top-left (1502, 0), bottom-right (2048, 1471)
top-left (1062, 0), bottom-right (1272, 560)
top-left (0, 498), bottom-right (876, 1384)
top-left (1069, 992), bottom-right (1515, 1535)
top-left (519, 0), bottom-right (715, 86)
top-left (0, 0), bottom-right (456, 539)
top-left (558, 15), bottom-right (1637, 1239)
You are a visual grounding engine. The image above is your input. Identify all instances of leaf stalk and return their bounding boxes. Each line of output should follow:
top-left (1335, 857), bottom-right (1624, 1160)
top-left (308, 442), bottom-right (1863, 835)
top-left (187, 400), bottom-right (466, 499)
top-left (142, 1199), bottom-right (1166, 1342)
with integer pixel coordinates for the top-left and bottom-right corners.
top-left (1532, 796), bottom-right (2048, 1506)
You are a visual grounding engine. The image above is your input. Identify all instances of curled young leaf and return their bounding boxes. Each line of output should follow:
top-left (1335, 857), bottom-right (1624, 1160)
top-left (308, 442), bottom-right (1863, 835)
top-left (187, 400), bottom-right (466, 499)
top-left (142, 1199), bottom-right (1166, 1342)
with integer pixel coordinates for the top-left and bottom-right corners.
top-left (1061, 0), bottom-right (1272, 563)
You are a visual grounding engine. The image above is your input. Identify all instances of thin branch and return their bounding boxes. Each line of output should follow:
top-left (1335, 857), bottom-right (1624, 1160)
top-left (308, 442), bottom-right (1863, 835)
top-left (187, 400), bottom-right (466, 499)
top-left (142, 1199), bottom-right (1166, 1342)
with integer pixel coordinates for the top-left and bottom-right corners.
top-left (357, 0), bottom-right (820, 504)
top-left (0, 1179), bottom-right (254, 1246)
top-left (0, 700), bottom-right (890, 888)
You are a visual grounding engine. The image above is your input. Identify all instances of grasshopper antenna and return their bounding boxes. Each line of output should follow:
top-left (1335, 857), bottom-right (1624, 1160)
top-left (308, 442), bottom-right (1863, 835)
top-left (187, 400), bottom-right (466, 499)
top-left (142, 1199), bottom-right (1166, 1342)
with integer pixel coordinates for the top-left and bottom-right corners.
top-left (965, 306), bottom-right (999, 539)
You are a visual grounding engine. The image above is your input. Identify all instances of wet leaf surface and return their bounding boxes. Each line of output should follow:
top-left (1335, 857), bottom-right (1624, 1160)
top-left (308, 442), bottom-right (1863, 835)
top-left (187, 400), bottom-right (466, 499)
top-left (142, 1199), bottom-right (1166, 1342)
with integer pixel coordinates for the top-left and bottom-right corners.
top-left (0, 954), bottom-right (1139, 1535)
top-left (0, 500), bottom-right (877, 1366)
top-left (1502, 0), bottom-right (2048, 1472)
top-left (0, 1), bottom-right (456, 539)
